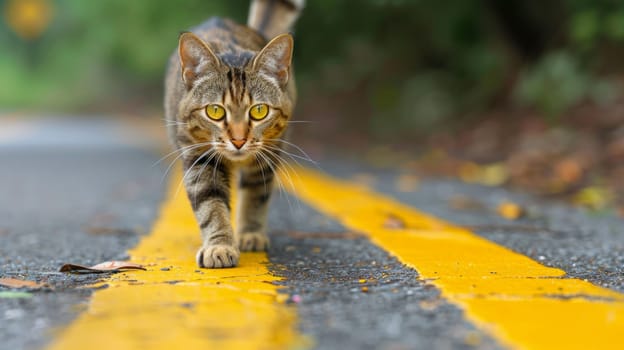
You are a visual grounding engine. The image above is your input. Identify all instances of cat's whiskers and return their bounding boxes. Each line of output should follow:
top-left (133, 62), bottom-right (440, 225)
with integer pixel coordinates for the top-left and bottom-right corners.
top-left (260, 144), bottom-right (313, 207)
top-left (158, 142), bottom-right (217, 183)
top-left (260, 147), bottom-right (300, 193)
top-left (153, 142), bottom-right (209, 167)
top-left (258, 147), bottom-right (302, 213)
top-left (175, 147), bottom-right (219, 198)
top-left (255, 149), bottom-right (289, 206)
top-left (161, 118), bottom-right (189, 127)
top-left (262, 144), bottom-right (318, 167)
top-left (164, 122), bottom-right (189, 128)
top-left (265, 138), bottom-right (316, 166)
top-left (261, 143), bottom-right (320, 203)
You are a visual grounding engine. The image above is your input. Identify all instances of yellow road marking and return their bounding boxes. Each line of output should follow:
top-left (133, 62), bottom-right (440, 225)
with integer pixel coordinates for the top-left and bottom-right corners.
top-left (48, 171), bottom-right (306, 350)
top-left (286, 168), bottom-right (624, 350)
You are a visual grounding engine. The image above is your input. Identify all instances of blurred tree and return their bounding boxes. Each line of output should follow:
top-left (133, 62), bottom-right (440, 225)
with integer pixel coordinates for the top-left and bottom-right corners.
top-left (0, 0), bottom-right (621, 132)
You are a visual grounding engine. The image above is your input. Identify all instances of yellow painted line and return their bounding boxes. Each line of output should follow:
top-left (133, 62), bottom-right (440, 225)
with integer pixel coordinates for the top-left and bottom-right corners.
top-left (286, 167), bottom-right (624, 350)
top-left (48, 170), bottom-right (307, 350)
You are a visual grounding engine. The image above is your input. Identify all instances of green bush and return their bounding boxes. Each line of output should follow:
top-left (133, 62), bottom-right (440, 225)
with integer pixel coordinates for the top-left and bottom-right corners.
top-left (0, 0), bottom-right (622, 128)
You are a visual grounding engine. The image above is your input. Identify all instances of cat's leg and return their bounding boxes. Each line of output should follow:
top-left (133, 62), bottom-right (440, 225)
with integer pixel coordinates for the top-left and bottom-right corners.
top-left (183, 154), bottom-right (239, 268)
top-left (236, 161), bottom-right (274, 251)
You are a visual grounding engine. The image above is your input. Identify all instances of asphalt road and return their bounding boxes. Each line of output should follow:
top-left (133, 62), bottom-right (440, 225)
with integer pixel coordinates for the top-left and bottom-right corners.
top-left (319, 160), bottom-right (624, 295)
top-left (1, 117), bottom-right (623, 350)
top-left (0, 119), bottom-right (165, 350)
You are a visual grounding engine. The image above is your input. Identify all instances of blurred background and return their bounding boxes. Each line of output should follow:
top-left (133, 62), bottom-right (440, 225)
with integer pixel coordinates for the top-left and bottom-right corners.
top-left (1, 0), bottom-right (624, 213)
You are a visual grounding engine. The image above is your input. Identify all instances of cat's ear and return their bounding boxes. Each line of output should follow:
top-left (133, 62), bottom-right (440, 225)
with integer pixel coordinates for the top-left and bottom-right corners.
top-left (252, 34), bottom-right (294, 87)
top-left (178, 32), bottom-right (221, 89)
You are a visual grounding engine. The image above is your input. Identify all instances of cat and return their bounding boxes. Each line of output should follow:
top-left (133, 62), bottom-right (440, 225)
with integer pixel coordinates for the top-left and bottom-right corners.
top-left (164, 0), bottom-right (305, 268)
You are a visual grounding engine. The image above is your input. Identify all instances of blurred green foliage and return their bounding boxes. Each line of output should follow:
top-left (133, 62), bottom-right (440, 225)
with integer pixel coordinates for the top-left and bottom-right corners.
top-left (0, 0), bottom-right (622, 130)
top-left (514, 51), bottom-right (617, 120)
top-left (0, 0), bottom-right (247, 110)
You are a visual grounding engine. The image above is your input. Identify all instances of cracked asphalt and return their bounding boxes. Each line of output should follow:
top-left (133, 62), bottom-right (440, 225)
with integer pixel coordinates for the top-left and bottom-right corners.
top-left (1, 118), bottom-right (623, 350)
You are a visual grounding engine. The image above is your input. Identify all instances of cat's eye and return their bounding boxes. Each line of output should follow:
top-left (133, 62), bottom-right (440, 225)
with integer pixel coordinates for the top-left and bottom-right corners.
top-left (249, 104), bottom-right (269, 120)
top-left (206, 104), bottom-right (226, 120)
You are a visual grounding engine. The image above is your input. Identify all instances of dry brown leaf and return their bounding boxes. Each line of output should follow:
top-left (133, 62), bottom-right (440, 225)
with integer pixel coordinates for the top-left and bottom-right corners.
top-left (352, 173), bottom-right (376, 187)
top-left (59, 261), bottom-right (146, 273)
top-left (459, 162), bottom-right (482, 183)
top-left (383, 214), bottom-right (406, 229)
top-left (395, 174), bottom-right (419, 192)
top-left (497, 202), bottom-right (524, 220)
top-left (0, 277), bottom-right (46, 289)
top-left (419, 298), bottom-right (444, 311)
top-left (84, 226), bottom-right (135, 236)
top-left (555, 158), bottom-right (583, 184)
top-left (449, 195), bottom-right (487, 211)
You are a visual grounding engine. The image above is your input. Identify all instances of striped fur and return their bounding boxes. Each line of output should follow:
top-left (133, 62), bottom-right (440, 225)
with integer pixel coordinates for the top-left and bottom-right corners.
top-left (164, 3), bottom-right (300, 268)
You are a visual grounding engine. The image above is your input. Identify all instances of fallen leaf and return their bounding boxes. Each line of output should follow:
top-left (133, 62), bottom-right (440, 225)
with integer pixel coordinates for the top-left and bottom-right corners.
top-left (0, 278), bottom-right (46, 289)
top-left (464, 331), bottom-right (483, 347)
top-left (395, 174), bottom-right (419, 192)
top-left (449, 195), bottom-right (487, 211)
top-left (84, 226), bottom-right (135, 236)
top-left (352, 173), bottom-right (376, 187)
top-left (481, 163), bottom-right (508, 186)
top-left (459, 162), bottom-right (508, 186)
top-left (383, 214), bottom-right (406, 229)
top-left (419, 298), bottom-right (444, 311)
top-left (555, 158), bottom-right (583, 184)
top-left (59, 261), bottom-right (146, 273)
top-left (497, 201), bottom-right (524, 220)
top-left (573, 186), bottom-right (612, 210)
top-left (459, 162), bottom-right (482, 183)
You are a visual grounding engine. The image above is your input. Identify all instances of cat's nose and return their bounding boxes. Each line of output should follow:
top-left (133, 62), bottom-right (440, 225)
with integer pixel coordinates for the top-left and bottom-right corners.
top-left (230, 138), bottom-right (247, 149)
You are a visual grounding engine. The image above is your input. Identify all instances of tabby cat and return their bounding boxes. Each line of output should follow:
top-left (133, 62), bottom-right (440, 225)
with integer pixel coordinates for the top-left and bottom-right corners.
top-left (164, 0), bottom-right (304, 268)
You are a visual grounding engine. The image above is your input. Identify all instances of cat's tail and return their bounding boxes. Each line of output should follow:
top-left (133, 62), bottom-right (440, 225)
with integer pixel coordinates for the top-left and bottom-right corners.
top-left (247, 0), bottom-right (305, 40)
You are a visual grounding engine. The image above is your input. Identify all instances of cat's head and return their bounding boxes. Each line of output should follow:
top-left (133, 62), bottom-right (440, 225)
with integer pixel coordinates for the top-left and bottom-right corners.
top-left (176, 32), bottom-right (295, 162)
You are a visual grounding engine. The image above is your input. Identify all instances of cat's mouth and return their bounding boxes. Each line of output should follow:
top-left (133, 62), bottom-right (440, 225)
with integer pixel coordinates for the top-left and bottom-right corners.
top-left (221, 141), bottom-right (262, 162)
top-left (224, 149), bottom-right (254, 162)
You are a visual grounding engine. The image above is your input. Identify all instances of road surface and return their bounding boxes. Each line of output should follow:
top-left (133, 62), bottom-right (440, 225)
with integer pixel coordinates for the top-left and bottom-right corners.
top-left (1, 116), bottom-right (623, 350)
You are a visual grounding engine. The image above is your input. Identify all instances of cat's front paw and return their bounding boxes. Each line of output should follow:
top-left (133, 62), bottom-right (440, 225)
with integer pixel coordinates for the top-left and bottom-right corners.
top-left (196, 244), bottom-right (240, 268)
top-left (239, 232), bottom-right (270, 252)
